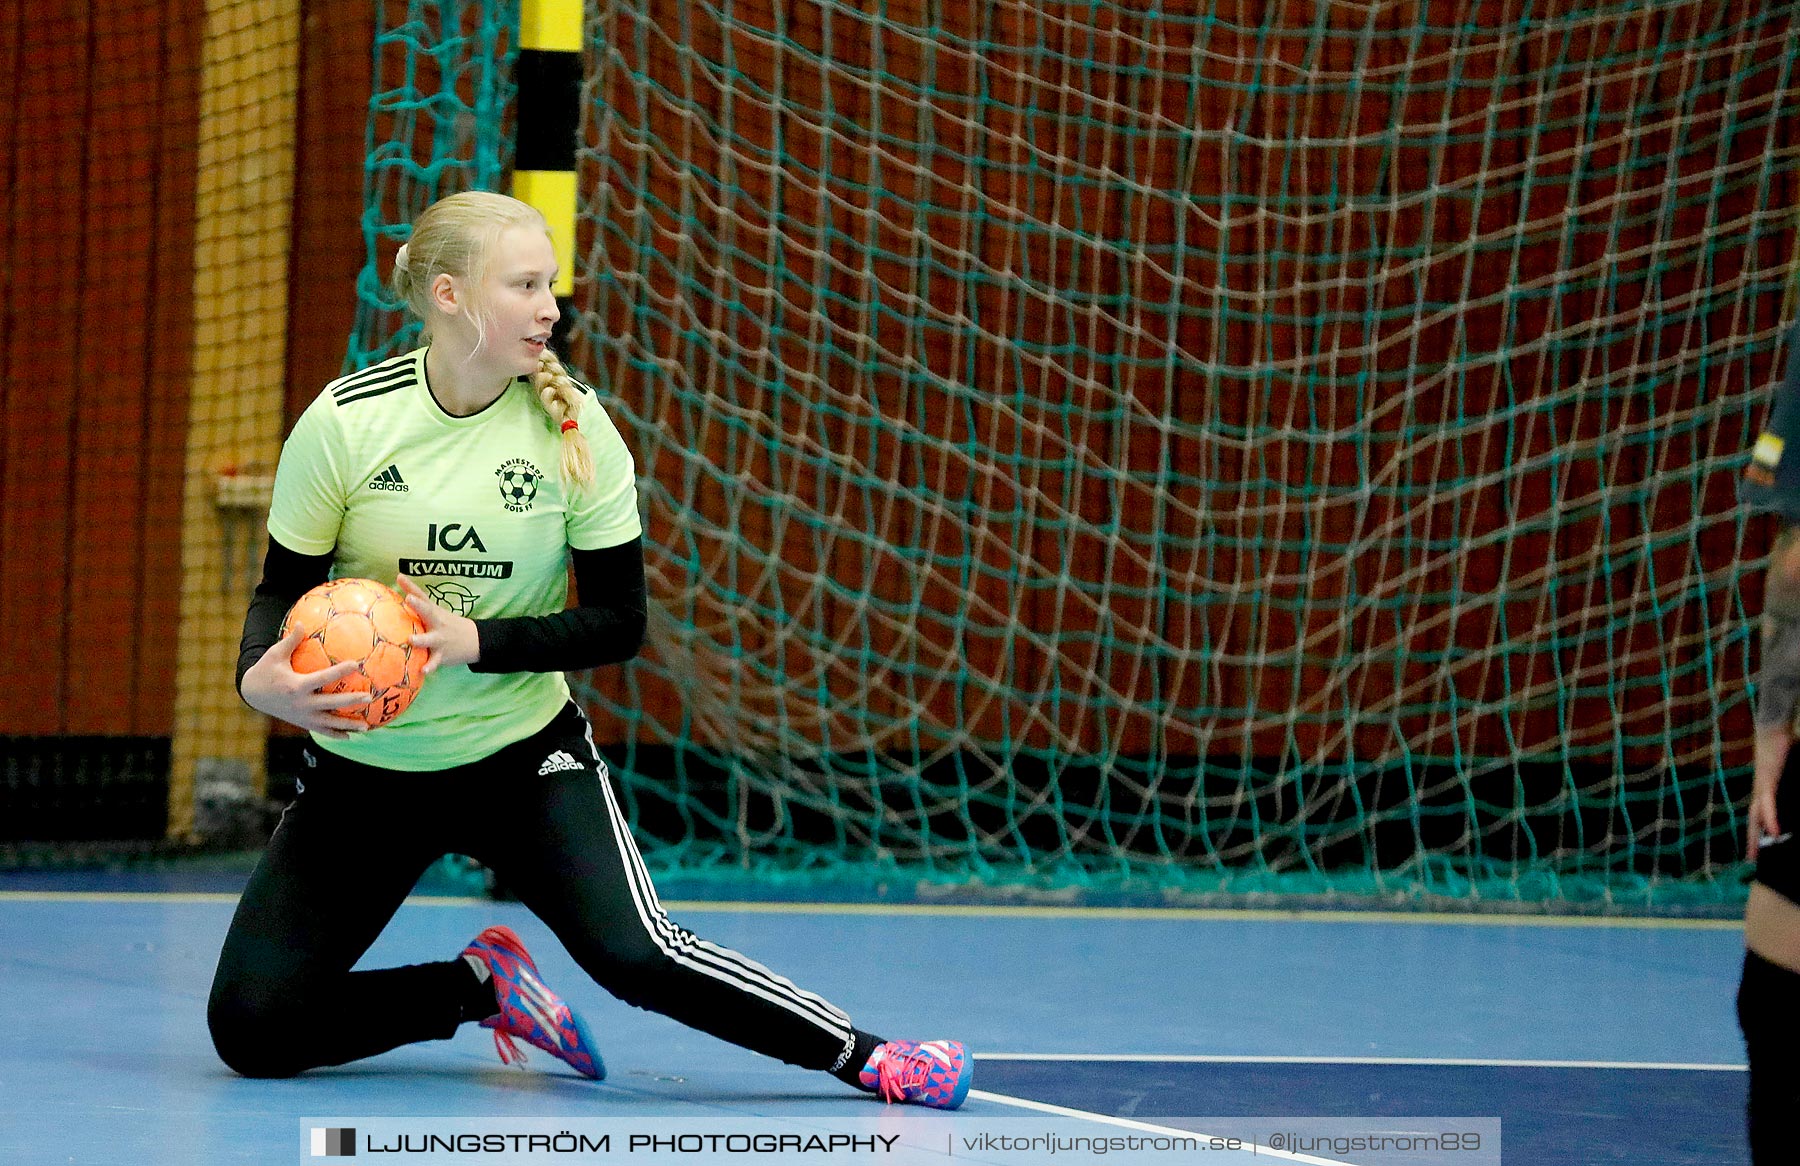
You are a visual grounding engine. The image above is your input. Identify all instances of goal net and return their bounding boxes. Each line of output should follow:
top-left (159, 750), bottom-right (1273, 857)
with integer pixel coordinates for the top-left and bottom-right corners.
top-left (351, 0), bottom-right (1800, 909)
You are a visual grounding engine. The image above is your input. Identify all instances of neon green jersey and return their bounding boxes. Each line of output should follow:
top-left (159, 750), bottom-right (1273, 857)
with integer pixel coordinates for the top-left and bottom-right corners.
top-left (267, 347), bottom-right (642, 770)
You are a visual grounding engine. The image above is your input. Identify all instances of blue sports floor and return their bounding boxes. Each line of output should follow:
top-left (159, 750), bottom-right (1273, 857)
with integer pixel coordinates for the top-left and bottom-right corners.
top-left (0, 870), bottom-right (1749, 1164)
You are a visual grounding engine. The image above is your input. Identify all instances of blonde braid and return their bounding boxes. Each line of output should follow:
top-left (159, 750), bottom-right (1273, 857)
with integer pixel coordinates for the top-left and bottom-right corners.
top-left (532, 349), bottom-right (595, 487)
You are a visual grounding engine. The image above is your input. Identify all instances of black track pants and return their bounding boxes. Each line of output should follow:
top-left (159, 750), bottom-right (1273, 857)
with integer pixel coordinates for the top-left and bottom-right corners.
top-left (207, 703), bottom-right (857, 1078)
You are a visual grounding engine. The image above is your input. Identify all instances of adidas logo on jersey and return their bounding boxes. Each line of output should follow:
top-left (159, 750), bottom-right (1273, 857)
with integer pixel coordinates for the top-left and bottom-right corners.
top-left (368, 464), bottom-right (409, 492)
top-left (538, 750), bottom-right (583, 776)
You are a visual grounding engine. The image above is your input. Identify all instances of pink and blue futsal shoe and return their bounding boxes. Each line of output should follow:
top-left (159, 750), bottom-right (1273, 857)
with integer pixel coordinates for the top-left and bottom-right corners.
top-left (859, 1039), bottom-right (973, 1109)
top-left (461, 925), bottom-right (604, 1080)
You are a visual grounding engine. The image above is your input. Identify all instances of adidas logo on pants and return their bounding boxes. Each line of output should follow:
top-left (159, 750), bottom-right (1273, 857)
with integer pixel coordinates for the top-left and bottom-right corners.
top-left (538, 750), bottom-right (583, 776)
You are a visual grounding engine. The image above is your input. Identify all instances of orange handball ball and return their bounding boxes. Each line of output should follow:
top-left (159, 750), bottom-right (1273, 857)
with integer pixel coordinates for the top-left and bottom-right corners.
top-left (281, 577), bottom-right (430, 729)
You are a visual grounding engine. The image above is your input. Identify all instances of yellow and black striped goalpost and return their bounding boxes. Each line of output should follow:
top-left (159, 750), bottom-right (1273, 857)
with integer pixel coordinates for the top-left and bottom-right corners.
top-left (514, 0), bottom-right (581, 347)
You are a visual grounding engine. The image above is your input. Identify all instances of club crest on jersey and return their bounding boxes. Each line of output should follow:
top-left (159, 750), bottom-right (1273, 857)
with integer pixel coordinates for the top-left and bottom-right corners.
top-left (495, 457), bottom-right (542, 512)
top-left (425, 580), bottom-right (478, 616)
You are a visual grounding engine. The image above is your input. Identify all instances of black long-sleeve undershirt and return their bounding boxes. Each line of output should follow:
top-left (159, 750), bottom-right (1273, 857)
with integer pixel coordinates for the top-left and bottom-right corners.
top-left (235, 536), bottom-right (647, 697)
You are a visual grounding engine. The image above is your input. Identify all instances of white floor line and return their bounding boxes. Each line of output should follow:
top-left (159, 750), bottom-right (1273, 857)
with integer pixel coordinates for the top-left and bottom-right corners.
top-left (969, 1089), bottom-right (1359, 1166)
top-left (977, 1052), bottom-right (1746, 1071)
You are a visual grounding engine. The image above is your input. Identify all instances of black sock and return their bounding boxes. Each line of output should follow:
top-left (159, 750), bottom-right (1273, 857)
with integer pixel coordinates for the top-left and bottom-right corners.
top-left (832, 1030), bottom-right (885, 1090)
top-left (456, 955), bottom-right (500, 1024)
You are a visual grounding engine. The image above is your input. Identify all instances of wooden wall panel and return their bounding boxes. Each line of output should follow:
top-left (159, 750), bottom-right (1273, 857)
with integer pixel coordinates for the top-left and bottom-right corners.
top-left (0, 0), bottom-right (198, 739)
top-left (284, 0), bottom-right (376, 423)
top-left (66, 2), bottom-right (165, 734)
top-left (137, 0), bottom-right (200, 737)
top-left (0, 2), bottom-right (91, 735)
top-left (0, 0), bottom-right (22, 732)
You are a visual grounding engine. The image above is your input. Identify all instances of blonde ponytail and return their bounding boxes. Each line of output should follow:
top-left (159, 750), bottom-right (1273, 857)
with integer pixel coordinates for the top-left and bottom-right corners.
top-left (390, 241), bottom-right (416, 306)
top-left (532, 348), bottom-right (595, 488)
